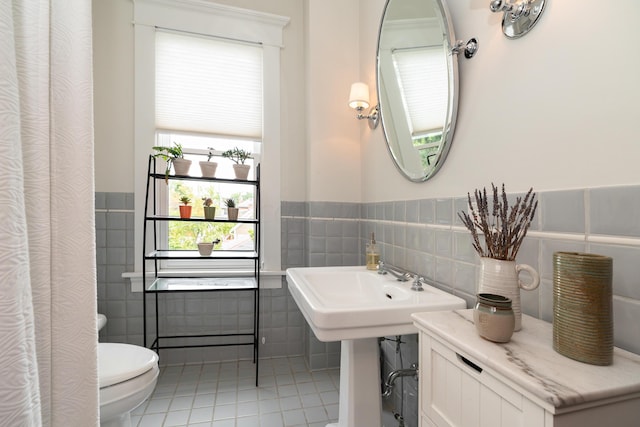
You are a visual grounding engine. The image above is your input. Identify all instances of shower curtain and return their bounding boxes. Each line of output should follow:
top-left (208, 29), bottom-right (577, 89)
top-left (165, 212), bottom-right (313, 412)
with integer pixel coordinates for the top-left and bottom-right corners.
top-left (0, 0), bottom-right (98, 426)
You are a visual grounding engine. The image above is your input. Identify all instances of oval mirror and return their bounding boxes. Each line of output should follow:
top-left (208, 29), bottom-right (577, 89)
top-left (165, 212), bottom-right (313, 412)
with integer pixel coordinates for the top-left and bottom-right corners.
top-left (376, 0), bottom-right (468, 182)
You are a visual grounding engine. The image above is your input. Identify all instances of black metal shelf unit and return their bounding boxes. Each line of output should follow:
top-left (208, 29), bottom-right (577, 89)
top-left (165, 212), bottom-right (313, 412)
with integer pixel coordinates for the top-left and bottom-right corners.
top-left (142, 155), bottom-right (260, 385)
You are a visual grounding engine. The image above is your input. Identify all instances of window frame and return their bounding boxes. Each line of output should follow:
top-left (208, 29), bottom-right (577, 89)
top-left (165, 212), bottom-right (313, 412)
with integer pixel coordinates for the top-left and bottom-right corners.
top-left (133, 0), bottom-right (288, 287)
top-left (154, 132), bottom-right (260, 271)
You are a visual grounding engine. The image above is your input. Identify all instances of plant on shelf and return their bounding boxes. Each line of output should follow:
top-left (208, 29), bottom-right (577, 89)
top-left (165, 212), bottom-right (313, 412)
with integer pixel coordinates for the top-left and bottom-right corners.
top-left (222, 147), bottom-right (252, 179)
top-left (152, 142), bottom-right (192, 181)
top-left (199, 147), bottom-right (218, 178)
top-left (222, 147), bottom-right (251, 164)
top-left (202, 197), bottom-right (216, 220)
top-left (178, 196), bottom-right (192, 219)
top-left (196, 238), bottom-right (222, 256)
top-left (225, 198), bottom-right (239, 221)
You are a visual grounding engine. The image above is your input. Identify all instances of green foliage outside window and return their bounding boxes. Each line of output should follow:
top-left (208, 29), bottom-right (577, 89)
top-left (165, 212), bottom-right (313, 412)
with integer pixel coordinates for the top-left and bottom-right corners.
top-left (167, 181), bottom-right (255, 250)
top-left (413, 133), bottom-right (443, 171)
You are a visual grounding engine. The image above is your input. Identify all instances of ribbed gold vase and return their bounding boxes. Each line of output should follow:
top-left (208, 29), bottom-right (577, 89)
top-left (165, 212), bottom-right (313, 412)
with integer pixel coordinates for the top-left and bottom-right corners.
top-left (553, 252), bottom-right (613, 365)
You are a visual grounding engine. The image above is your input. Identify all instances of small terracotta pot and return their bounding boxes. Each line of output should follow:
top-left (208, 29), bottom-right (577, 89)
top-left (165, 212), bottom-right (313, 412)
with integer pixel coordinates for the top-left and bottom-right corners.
top-left (179, 205), bottom-right (192, 219)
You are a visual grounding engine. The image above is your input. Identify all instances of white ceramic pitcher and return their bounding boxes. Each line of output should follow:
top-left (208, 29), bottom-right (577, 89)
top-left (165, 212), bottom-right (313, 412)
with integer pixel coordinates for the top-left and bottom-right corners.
top-left (477, 257), bottom-right (539, 331)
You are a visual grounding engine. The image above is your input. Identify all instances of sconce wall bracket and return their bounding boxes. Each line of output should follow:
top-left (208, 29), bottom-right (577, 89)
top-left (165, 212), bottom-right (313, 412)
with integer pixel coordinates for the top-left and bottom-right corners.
top-left (356, 105), bottom-right (379, 130)
top-left (490, 0), bottom-right (545, 39)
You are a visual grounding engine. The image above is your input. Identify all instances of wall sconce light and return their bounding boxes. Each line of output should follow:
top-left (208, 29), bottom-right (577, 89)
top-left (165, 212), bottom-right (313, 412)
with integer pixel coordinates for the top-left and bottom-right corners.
top-left (348, 82), bottom-right (379, 129)
top-left (490, 0), bottom-right (545, 39)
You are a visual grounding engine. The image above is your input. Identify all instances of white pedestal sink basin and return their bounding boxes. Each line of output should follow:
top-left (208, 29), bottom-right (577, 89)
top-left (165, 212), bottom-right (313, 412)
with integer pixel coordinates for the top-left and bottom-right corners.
top-left (286, 266), bottom-right (466, 427)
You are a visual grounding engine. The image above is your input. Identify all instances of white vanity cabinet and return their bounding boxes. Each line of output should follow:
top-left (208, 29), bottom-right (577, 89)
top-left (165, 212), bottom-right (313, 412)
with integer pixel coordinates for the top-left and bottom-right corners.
top-left (412, 310), bottom-right (640, 427)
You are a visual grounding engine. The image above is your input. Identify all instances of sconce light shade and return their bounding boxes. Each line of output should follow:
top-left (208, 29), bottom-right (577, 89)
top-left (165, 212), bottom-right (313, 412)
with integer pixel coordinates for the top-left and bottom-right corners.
top-left (348, 81), bottom-right (379, 129)
top-left (348, 82), bottom-right (370, 110)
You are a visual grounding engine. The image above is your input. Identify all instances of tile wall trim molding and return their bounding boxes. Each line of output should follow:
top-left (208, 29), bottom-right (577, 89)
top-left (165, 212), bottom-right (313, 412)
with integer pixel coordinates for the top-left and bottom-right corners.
top-left (360, 218), bottom-right (640, 248)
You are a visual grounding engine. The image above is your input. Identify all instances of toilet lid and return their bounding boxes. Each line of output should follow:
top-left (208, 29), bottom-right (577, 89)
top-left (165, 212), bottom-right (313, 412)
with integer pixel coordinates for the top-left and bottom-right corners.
top-left (98, 343), bottom-right (159, 388)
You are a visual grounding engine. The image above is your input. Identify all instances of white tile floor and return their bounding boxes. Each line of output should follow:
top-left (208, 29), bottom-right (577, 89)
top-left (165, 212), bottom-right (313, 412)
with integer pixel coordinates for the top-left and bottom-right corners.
top-left (131, 357), bottom-right (340, 427)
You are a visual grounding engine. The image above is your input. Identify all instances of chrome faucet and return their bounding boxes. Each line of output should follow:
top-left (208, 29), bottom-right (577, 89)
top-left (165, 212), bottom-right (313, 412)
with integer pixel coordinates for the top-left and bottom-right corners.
top-left (377, 261), bottom-right (412, 282)
top-left (411, 276), bottom-right (426, 292)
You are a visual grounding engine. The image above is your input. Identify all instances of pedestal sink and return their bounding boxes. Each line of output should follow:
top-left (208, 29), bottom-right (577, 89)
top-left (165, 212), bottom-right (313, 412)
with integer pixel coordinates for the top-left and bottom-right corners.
top-left (286, 266), bottom-right (466, 427)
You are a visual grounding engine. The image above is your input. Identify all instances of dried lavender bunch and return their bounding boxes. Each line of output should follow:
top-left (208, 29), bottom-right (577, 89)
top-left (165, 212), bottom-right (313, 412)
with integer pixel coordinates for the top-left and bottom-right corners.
top-left (458, 184), bottom-right (537, 261)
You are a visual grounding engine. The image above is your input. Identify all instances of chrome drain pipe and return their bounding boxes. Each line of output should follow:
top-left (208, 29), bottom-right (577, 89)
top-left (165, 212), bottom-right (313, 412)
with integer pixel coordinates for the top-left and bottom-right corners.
top-left (381, 363), bottom-right (418, 399)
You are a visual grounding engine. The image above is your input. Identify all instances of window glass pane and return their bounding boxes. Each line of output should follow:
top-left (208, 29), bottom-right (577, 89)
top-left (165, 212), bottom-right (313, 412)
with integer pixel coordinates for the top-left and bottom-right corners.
top-left (156, 132), bottom-right (257, 255)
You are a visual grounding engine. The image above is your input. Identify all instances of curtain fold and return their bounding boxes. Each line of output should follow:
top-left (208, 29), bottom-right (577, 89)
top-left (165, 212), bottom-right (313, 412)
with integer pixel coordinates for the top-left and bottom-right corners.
top-left (0, 0), bottom-right (98, 425)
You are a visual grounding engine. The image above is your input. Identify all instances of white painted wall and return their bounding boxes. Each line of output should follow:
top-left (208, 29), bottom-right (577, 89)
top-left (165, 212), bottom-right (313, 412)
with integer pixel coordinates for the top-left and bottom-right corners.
top-left (94, 1), bottom-right (639, 201)
top-left (92, 0), bottom-right (135, 192)
top-left (305, 0), bottom-right (362, 202)
top-left (360, 0), bottom-right (640, 200)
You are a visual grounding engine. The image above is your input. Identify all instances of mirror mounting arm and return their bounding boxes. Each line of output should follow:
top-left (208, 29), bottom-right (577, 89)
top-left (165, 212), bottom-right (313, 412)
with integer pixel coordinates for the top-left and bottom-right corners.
top-left (452, 38), bottom-right (479, 59)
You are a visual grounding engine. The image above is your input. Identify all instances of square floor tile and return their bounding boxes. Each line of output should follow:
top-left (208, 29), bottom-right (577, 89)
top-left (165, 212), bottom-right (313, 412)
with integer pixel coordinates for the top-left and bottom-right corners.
top-left (164, 409), bottom-right (190, 426)
top-left (282, 409), bottom-right (305, 426)
top-left (144, 357), bottom-right (341, 427)
top-left (213, 404), bottom-right (236, 421)
top-left (192, 393), bottom-right (215, 408)
top-left (138, 413), bottom-right (166, 427)
top-left (189, 406), bottom-right (214, 424)
top-left (170, 395), bottom-right (194, 411)
top-left (237, 400), bottom-right (259, 417)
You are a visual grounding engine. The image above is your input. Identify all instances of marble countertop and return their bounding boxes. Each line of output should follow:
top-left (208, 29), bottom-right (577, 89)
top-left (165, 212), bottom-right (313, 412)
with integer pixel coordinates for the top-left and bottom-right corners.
top-left (412, 309), bottom-right (640, 411)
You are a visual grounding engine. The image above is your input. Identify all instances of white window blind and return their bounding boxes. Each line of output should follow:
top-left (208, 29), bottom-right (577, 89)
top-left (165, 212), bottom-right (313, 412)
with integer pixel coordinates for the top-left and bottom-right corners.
top-left (155, 30), bottom-right (263, 138)
top-left (392, 46), bottom-right (448, 137)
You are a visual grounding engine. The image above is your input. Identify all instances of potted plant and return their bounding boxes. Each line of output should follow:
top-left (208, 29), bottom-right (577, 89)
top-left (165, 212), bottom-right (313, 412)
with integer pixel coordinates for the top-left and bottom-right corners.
top-left (222, 147), bottom-right (252, 180)
top-left (152, 142), bottom-right (192, 181)
top-left (178, 196), bottom-right (192, 219)
top-left (225, 198), bottom-right (239, 221)
top-left (197, 239), bottom-right (220, 256)
top-left (199, 147), bottom-right (218, 178)
top-left (202, 197), bottom-right (216, 220)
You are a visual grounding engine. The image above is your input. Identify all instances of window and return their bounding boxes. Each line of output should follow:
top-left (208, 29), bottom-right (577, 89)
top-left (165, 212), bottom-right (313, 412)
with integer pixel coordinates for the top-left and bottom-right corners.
top-left (154, 133), bottom-right (259, 270)
top-left (133, 0), bottom-right (288, 286)
top-left (154, 30), bottom-right (262, 269)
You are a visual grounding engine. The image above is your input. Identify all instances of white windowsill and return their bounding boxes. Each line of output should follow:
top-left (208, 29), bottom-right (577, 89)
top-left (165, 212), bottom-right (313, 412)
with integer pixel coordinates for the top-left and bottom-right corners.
top-left (123, 270), bottom-right (284, 293)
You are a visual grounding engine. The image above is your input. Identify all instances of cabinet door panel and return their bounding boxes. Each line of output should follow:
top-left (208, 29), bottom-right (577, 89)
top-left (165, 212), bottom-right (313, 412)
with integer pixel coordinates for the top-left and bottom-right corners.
top-left (479, 385), bottom-right (501, 427)
top-left (421, 332), bottom-right (532, 427)
top-left (423, 336), bottom-right (480, 426)
top-left (460, 371), bottom-right (480, 427)
top-left (500, 397), bottom-right (522, 427)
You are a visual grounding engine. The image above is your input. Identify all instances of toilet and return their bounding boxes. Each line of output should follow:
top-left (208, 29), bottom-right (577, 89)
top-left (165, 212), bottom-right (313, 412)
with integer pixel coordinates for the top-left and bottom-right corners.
top-left (98, 314), bottom-right (159, 427)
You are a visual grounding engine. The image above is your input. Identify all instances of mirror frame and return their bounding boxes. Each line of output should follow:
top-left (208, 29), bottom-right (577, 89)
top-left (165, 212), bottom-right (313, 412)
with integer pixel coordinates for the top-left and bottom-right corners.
top-left (376, 0), bottom-right (460, 182)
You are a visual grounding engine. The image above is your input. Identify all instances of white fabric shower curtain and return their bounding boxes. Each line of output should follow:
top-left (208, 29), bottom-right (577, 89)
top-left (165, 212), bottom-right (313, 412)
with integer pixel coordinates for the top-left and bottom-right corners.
top-left (0, 0), bottom-right (98, 426)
